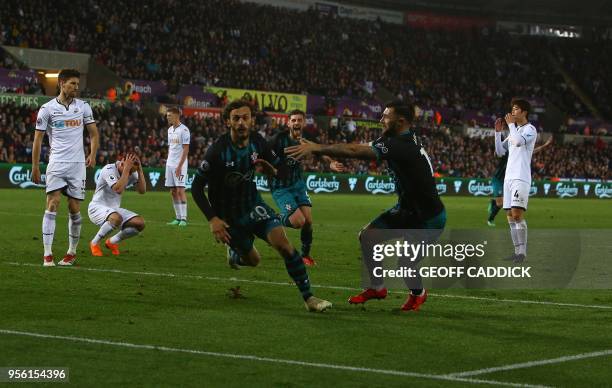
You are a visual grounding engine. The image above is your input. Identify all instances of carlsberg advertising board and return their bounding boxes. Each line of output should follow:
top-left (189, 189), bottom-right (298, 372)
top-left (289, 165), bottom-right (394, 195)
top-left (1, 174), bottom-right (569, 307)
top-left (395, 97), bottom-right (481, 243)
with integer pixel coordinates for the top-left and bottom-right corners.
top-left (0, 164), bottom-right (609, 199)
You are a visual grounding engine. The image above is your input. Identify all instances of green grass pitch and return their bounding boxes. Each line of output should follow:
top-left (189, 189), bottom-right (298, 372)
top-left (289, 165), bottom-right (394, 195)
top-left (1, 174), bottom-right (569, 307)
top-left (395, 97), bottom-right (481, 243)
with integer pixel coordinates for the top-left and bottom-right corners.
top-left (0, 189), bottom-right (611, 387)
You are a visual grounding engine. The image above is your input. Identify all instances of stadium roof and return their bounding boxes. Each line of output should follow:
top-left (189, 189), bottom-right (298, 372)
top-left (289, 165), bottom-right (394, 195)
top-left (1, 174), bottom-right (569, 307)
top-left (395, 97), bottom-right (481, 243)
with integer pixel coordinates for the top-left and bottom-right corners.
top-left (340, 0), bottom-right (612, 26)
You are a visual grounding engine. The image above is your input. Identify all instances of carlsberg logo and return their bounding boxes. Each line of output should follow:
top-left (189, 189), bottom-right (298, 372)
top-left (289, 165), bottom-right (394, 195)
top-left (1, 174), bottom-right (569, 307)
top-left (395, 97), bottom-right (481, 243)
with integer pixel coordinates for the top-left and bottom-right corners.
top-left (365, 177), bottom-right (395, 194)
top-left (436, 183), bottom-right (447, 195)
top-left (468, 180), bottom-right (493, 196)
top-left (594, 184), bottom-right (612, 198)
top-left (9, 166), bottom-right (45, 188)
top-left (555, 183), bottom-right (578, 198)
top-left (306, 175), bottom-right (340, 193)
top-left (254, 175), bottom-right (270, 191)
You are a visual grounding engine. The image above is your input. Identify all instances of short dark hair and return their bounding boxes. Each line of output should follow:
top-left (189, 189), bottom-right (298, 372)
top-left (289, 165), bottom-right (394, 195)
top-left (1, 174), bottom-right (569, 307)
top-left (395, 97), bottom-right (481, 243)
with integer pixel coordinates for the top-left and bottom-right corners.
top-left (167, 107), bottom-right (180, 115)
top-left (288, 109), bottom-right (306, 118)
top-left (58, 69), bottom-right (80, 82)
top-left (385, 100), bottom-right (415, 123)
top-left (511, 98), bottom-right (531, 114)
top-left (223, 99), bottom-right (252, 121)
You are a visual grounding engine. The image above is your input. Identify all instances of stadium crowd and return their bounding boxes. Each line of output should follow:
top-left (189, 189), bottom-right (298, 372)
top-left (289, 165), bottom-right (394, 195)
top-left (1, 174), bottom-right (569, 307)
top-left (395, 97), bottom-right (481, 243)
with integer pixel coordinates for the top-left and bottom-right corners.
top-left (1, 0), bottom-right (609, 120)
top-left (0, 101), bottom-right (608, 180)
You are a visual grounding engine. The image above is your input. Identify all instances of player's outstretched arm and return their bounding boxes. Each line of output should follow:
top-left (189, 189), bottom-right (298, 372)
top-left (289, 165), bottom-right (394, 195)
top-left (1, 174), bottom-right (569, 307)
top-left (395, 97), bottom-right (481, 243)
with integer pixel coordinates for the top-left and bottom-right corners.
top-left (31, 130), bottom-right (44, 184)
top-left (285, 139), bottom-right (376, 160)
top-left (533, 136), bottom-right (553, 154)
top-left (254, 159), bottom-right (277, 177)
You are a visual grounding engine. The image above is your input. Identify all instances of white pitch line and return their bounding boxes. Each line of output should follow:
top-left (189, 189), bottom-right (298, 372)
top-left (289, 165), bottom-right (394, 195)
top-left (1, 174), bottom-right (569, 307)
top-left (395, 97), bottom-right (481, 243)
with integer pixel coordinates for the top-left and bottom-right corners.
top-left (0, 329), bottom-right (547, 388)
top-left (446, 349), bottom-right (612, 377)
top-left (4, 262), bottom-right (612, 311)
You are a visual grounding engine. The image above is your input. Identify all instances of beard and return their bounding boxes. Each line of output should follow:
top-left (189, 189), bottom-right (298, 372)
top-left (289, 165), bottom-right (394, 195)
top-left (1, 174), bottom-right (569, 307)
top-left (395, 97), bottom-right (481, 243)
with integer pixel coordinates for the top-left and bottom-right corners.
top-left (382, 120), bottom-right (402, 137)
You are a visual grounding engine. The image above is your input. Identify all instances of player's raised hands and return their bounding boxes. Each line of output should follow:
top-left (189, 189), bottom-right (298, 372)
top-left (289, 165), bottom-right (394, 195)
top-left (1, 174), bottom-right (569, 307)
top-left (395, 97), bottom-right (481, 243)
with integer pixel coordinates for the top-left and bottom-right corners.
top-left (285, 138), bottom-right (321, 159)
top-left (254, 159), bottom-right (277, 176)
top-left (504, 113), bottom-right (516, 125)
top-left (209, 216), bottom-right (231, 244)
top-left (123, 153), bottom-right (136, 169)
top-left (494, 118), bottom-right (505, 132)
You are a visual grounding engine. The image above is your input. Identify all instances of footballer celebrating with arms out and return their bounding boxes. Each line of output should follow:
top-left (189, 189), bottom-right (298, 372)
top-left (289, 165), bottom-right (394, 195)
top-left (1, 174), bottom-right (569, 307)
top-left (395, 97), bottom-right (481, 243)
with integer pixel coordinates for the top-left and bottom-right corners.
top-left (268, 109), bottom-right (344, 266)
top-left (286, 100), bottom-right (446, 312)
top-left (191, 100), bottom-right (332, 312)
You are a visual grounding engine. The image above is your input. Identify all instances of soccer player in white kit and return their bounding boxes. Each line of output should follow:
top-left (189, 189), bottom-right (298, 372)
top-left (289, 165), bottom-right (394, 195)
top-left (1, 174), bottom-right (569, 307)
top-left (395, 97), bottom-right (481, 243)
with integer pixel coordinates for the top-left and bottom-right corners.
top-left (164, 107), bottom-right (190, 226)
top-left (495, 98), bottom-right (537, 263)
top-left (88, 153), bottom-right (146, 256)
top-left (31, 69), bottom-right (100, 267)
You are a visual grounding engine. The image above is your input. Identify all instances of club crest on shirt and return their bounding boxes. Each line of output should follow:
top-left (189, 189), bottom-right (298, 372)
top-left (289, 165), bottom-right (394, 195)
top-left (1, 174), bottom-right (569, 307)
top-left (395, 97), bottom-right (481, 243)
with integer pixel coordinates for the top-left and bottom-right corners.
top-left (251, 152), bottom-right (259, 163)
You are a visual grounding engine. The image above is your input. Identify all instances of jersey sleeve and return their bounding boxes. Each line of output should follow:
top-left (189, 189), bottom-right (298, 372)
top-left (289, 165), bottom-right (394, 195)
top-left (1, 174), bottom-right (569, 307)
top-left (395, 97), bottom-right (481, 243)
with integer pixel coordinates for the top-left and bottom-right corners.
top-left (83, 102), bottom-right (95, 125)
top-left (196, 144), bottom-right (217, 179)
top-left (371, 136), bottom-right (419, 163)
top-left (102, 168), bottom-right (119, 188)
top-left (523, 125), bottom-right (537, 146)
top-left (181, 128), bottom-right (191, 145)
top-left (258, 135), bottom-right (280, 166)
top-left (495, 132), bottom-right (508, 156)
top-left (35, 107), bottom-right (51, 131)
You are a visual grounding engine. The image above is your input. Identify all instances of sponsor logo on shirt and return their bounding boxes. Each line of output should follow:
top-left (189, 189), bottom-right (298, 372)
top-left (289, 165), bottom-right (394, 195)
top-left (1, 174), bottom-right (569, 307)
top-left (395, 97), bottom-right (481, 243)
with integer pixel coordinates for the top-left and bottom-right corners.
top-left (374, 142), bottom-right (388, 154)
top-left (52, 119), bottom-right (82, 128)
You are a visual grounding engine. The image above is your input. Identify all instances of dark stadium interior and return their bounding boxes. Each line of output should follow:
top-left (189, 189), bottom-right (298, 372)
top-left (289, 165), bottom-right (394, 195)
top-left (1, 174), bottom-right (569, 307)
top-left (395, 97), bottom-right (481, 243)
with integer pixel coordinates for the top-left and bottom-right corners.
top-left (0, 0), bottom-right (609, 180)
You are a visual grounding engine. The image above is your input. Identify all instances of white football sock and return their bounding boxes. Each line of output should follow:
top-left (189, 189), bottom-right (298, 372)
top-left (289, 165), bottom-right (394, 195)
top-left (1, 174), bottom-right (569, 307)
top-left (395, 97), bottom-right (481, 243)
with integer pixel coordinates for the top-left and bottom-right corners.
top-left (508, 218), bottom-right (519, 255)
top-left (173, 201), bottom-right (181, 220)
top-left (67, 212), bottom-right (82, 255)
top-left (515, 219), bottom-right (528, 255)
top-left (180, 201), bottom-right (187, 221)
top-left (42, 211), bottom-right (57, 256)
top-left (110, 227), bottom-right (139, 244)
top-left (92, 221), bottom-right (116, 244)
